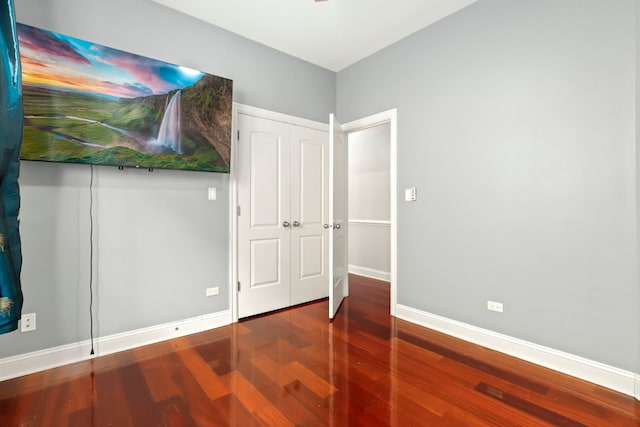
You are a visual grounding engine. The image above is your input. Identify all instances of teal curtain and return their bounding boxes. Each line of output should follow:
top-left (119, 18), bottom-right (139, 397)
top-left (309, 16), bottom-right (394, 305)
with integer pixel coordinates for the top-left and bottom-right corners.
top-left (0, 0), bottom-right (23, 334)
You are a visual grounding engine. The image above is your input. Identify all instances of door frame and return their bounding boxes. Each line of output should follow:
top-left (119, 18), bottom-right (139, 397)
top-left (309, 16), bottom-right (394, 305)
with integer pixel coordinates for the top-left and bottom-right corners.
top-left (230, 103), bottom-right (329, 322)
top-left (342, 109), bottom-right (398, 316)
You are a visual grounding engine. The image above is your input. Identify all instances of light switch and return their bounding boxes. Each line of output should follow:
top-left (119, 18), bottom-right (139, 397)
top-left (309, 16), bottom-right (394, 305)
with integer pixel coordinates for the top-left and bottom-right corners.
top-left (208, 187), bottom-right (217, 200)
top-left (405, 187), bottom-right (417, 202)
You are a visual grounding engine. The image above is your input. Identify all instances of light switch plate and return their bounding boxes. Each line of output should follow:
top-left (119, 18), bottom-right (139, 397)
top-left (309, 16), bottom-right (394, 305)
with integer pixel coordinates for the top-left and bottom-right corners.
top-left (208, 187), bottom-right (217, 200)
top-left (405, 187), bottom-right (417, 202)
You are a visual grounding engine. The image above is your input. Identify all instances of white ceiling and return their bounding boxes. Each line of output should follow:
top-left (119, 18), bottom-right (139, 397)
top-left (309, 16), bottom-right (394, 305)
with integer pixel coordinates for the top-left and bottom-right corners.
top-left (151, 0), bottom-right (479, 71)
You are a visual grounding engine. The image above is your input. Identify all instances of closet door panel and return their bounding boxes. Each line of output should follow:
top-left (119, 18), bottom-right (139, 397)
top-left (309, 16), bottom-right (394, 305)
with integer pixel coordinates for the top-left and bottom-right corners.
top-left (290, 126), bottom-right (329, 305)
top-left (238, 114), bottom-right (291, 318)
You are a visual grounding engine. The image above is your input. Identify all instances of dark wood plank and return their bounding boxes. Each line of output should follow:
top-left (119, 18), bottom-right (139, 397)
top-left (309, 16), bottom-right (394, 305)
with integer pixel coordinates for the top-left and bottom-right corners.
top-left (155, 395), bottom-right (197, 427)
top-left (475, 382), bottom-right (587, 426)
top-left (117, 353), bottom-right (163, 426)
top-left (398, 330), bottom-right (549, 394)
top-left (164, 350), bottom-right (229, 426)
top-left (211, 393), bottom-right (260, 427)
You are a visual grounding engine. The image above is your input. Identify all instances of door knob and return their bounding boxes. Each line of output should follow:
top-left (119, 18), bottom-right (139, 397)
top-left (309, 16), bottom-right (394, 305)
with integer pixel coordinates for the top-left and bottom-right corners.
top-left (283, 221), bottom-right (290, 227)
top-left (323, 224), bottom-right (330, 229)
top-left (293, 221), bottom-right (300, 227)
top-left (334, 223), bottom-right (341, 230)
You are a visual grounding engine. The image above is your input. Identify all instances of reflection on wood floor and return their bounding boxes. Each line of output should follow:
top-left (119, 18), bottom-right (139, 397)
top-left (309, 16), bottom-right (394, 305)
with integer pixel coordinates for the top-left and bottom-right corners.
top-left (1, 274), bottom-right (639, 426)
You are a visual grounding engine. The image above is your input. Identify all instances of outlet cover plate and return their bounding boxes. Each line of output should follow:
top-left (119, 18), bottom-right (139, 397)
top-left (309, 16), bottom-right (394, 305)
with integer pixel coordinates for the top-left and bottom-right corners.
top-left (21, 313), bottom-right (36, 332)
top-left (487, 301), bottom-right (503, 313)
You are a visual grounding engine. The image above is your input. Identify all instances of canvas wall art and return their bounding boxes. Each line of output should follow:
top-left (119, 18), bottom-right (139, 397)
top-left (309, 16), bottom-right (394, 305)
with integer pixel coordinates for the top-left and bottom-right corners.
top-left (17, 23), bottom-right (233, 172)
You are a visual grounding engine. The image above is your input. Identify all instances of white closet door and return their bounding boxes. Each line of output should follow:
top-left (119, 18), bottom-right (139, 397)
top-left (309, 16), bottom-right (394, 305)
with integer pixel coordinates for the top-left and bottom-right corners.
top-left (238, 114), bottom-right (291, 318)
top-left (290, 125), bottom-right (329, 305)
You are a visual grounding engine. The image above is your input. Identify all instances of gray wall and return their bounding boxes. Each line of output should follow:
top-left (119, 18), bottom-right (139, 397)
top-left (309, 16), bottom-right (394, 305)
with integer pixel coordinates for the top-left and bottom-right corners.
top-left (339, 0), bottom-right (637, 371)
top-left (4, 163), bottom-right (229, 358)
top-left (0, 0), bottom-right (334, 358)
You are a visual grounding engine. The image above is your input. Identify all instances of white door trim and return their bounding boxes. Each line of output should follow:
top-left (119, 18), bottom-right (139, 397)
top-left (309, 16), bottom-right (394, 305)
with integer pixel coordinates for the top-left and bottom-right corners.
top-left (235, 104), bottom-right (328, 132)
top-left (231, 103), bottom-right (329, 322)
top-left (342, 109), bottom-right (398, 316)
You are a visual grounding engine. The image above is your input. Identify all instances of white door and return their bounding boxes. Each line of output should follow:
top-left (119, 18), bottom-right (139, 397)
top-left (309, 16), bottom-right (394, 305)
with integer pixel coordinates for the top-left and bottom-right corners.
top-left (290, 125), bottom-right (330, 305)
top-left (238, 114), bottom-right (291, 318)
top-left (238, 114), bottom-right (329, 318)
top-left (329, 114), bottom-right (348, 319)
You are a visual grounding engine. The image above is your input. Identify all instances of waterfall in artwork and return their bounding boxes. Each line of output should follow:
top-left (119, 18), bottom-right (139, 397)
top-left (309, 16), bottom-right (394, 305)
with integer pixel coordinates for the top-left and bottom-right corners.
top-left (156, 90), bottom-right (182, 154)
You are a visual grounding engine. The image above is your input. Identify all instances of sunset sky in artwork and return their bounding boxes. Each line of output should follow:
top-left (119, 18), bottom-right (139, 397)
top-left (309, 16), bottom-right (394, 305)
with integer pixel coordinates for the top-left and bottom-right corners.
top-left (17, 23), bottom-right (204, 99)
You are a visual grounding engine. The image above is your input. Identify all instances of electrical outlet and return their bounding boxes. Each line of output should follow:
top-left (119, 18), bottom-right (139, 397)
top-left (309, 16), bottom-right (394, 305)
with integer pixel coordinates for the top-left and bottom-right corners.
top-left (487, 301), bottom-right (503, 313)
top-left (206, 287), bottom-right (220, 297)
top-left (21, 313), bottom-right (36, 332)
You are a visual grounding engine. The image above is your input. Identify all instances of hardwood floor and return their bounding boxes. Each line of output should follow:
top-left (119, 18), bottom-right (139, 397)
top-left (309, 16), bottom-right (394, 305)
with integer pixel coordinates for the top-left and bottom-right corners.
top-left (1, 274), bottom-right (639, 426)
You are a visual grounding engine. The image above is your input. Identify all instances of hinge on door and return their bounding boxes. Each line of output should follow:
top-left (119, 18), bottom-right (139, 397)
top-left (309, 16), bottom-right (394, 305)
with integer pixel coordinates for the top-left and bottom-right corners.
top-left (237, 130), bottom-right (240, 141)
top-left (237, 206), bottom-right (241, 216)
top-left (237, 281), bottom-right (241, 292)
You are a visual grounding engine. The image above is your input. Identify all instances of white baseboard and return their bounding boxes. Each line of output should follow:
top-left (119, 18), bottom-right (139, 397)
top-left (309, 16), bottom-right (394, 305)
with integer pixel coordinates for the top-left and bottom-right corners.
top-left (0, 310), bottom-right (231, 382)
top-left (395, 304), bottom-right (636, 397)
top-left (349, 265), bottom-right (390, 282)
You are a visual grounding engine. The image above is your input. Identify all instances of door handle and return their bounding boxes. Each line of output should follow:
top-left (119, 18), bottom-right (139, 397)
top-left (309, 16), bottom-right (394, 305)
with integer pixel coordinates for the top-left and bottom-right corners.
top-left (292, 221), bottom-right (301, 227)
top-left (334, 223), bottom-right (341, 230)
top-left (324, 224), bottom-right (330, 229)
top-left (283, 221), bottom-right (290, 227)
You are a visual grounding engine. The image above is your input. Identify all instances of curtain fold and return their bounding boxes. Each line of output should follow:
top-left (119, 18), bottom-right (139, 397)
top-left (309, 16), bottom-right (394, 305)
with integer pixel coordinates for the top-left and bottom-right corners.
top-left (0, 0), bottom-right (24, 334)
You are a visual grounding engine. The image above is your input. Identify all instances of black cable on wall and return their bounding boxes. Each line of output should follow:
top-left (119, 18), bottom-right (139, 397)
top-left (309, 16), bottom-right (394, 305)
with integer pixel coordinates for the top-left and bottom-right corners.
top-left (89, 164), bottom-right (95, 356)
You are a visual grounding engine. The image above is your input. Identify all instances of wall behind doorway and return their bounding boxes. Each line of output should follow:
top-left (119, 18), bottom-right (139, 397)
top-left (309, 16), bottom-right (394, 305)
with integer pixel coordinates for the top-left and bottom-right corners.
top-left (348, 123), bottom-right (391, 281)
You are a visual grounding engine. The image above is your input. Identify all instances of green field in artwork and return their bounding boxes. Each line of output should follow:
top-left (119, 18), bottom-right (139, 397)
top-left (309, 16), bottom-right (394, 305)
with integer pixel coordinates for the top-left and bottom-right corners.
top-left (21, 86), bottom-right (227, 171)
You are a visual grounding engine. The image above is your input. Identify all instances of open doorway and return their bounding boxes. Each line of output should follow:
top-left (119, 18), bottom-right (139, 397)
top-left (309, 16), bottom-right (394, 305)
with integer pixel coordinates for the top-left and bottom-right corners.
top-left (347, 123), bottom-right (391, 282)
top-left (343, 109), bottom-right (398, 316)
